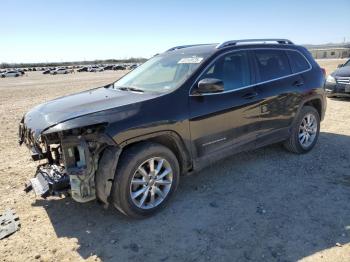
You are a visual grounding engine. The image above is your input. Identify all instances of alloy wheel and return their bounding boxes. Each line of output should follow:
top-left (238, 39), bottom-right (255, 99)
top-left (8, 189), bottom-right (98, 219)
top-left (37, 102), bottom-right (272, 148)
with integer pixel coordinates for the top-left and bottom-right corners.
top-left (298, 113), bottom-right (318, 149)
top-left (130, 157), bottom-right (173, 209)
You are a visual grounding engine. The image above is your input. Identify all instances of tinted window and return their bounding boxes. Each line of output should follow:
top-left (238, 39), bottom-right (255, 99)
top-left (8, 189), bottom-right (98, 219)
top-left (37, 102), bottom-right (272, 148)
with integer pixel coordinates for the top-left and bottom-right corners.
top-left (287, 50), bottom-right (310, 73)
top-left (201, 51), bottom-right (250, 91)
top-left (254, 50), bottom-right (291, 82)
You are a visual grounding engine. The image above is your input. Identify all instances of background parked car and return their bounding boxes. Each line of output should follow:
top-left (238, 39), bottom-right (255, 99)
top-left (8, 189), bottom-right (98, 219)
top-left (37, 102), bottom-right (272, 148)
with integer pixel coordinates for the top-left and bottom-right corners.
top-left (325, 58), bottom-right (350, 97)
top-left (88, 66), bottom-right (104, 72)
top-left (1, 70), bottom-right (22, 78)
top-left (128, 64), bottom-right (138, 70)
top-left (113, 65), bottom-right (126, 70)
top-left (17, 69), bottom-right (25, 75)
top-left (103, 65), bottom-right (114, 70)
top-left (50, 68), bottom-right (71, 75)
top-left (77, 66), bottom-right (89, 72)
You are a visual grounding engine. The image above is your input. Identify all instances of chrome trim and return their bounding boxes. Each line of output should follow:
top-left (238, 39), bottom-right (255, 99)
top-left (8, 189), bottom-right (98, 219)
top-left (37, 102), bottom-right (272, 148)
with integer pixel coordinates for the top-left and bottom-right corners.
top-left (189, 48), bottom-right (312, 96)
top-left (202, 137), bottom-right (227, 147)
top-left (336, 76), bottom-right (350, 84)
top-left (216, 39), bottom-right (294, 49)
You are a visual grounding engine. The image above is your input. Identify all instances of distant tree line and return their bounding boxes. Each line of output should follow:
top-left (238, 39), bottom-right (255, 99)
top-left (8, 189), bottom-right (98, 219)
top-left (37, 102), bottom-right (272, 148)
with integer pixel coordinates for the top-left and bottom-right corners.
top-left (0, 57), bottom-right (148, 69)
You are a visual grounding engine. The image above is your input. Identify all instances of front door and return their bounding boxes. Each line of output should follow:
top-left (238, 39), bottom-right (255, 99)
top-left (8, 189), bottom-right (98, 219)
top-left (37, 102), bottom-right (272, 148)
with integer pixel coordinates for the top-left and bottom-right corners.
top-left (189, 50), bottom-right (261, 159)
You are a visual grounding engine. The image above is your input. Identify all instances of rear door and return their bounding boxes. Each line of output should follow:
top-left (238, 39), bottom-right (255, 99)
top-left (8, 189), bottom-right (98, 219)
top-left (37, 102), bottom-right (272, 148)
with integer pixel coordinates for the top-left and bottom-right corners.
top-left (189, 50), bottom-right (261, 159)
top-left (252, 49), bottom-right (306, 144)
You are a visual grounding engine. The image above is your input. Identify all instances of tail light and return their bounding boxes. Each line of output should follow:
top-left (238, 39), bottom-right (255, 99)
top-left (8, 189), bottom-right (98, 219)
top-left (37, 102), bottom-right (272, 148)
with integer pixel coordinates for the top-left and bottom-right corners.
top-left (321, 68), bottom-right (326, 77)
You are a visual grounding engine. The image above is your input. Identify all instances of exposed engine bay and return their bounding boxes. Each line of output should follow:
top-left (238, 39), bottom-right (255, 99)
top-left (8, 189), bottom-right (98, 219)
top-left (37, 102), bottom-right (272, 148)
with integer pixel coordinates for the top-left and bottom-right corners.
top-left (19, 122), bottom-right (117, 204)
top-left (16, 82), bottom-right (164, 209)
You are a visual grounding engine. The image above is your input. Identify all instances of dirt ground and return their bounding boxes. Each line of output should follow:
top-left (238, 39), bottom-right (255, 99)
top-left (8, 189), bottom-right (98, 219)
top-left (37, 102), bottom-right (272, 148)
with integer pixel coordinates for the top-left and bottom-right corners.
top-left (0, 60), bottom-right (349, 262)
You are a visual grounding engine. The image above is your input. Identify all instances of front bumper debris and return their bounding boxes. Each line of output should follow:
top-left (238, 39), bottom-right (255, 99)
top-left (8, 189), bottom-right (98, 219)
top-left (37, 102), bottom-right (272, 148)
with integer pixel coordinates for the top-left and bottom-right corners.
top-left (25, 164), bottom-right (70, 198)
top-left (0, 209), bottom-right (20, 240)
top-left (20, 119), bottom-right (117, 204)
top-left (18, 121), bottom-right (47, 161)
top-left (24, 137), bottom-right (98, 203)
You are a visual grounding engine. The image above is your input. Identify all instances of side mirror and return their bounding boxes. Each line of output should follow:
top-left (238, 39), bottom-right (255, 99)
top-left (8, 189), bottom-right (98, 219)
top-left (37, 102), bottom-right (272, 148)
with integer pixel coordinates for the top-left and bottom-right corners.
top-left (337, 64), bottom-right (343, 68)
top-left (194, 78), bottom-right (224, 95)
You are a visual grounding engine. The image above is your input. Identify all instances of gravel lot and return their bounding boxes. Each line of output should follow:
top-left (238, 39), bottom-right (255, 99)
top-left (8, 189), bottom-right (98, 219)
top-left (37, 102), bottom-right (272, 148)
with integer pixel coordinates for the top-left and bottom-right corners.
top-left (0, 60), bottom-right (349, 262)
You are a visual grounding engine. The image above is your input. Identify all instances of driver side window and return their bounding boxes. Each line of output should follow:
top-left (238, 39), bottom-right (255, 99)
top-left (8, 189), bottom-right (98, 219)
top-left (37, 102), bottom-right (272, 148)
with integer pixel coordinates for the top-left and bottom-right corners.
top-left (201, 51), bottom-right (251, 91)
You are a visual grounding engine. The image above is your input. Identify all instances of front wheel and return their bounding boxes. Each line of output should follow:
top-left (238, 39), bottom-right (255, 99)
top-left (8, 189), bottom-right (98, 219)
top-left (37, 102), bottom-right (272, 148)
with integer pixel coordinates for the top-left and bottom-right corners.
top-left (111, 142), bottom-right (180, 218)
top-left (284, 105), bottom-right (320, 154)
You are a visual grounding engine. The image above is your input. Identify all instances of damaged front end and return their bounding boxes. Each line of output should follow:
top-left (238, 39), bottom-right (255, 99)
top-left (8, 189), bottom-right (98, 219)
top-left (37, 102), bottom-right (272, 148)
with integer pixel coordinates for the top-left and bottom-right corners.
top-left (19, 121), bottom-right (116, 203)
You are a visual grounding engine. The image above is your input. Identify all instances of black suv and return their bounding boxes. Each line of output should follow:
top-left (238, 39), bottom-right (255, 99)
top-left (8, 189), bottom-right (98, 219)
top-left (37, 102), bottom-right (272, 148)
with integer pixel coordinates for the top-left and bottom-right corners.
top-left (325, 58), bottom-right (350, 97)
top-left (19, 39), bottom-right (326, 218)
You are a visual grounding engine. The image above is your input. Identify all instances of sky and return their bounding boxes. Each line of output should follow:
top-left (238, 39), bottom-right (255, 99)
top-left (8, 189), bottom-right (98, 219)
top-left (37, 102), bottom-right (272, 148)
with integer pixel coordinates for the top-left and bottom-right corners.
top-left (1, 0), bottom-right (350, 63)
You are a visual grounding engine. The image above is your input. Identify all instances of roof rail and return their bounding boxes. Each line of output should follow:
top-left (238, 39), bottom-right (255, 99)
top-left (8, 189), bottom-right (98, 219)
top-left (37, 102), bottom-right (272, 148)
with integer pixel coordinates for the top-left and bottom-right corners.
top-left (166, 44), bottom-right (213, 52)
top-left (216, 39), bottom-right (294, 49)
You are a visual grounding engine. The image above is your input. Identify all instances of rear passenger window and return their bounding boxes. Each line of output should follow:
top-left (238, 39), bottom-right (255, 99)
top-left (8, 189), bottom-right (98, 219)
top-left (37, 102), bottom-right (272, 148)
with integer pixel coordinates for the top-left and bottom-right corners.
top-left (286, 50), bottom-right (310, 73)
top-left (254, 50), bottom-right (291, 82)
top-left (201, 51), bottom-right (250, 91)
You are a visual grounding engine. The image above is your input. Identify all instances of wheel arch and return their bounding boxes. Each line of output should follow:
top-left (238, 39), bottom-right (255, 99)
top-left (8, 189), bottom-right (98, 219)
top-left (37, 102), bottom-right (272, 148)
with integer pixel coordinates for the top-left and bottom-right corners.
top-left (118, 131), bottom-right (192, 175)
top-left (95, 131), bottom-right (192, 206)
top-left (303, 98), bottom-right (323, 120)
top-left (298, 95), bottom-right (325, 121)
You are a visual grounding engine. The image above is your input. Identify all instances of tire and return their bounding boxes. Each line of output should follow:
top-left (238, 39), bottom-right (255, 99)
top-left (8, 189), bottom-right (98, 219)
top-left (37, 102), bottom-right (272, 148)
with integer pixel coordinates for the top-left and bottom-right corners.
top-left (111, 142), bottom-right (180, 218)
top-left (283, 105), bottom-right (320, 154)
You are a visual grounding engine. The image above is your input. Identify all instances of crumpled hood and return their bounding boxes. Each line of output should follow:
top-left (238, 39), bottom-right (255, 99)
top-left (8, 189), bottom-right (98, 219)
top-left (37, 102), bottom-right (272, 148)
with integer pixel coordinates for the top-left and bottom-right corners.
top-left (333, 66), bottom-right (350, 77)
top-left (23, 86), bottom-right (160, 137)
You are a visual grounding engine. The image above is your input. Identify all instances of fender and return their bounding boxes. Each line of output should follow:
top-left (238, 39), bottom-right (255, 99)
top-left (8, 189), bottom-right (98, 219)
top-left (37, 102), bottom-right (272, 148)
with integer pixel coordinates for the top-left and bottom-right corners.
top-left (119, 130), bottom-right (192, 174)
top-left (95, 146), bottom-right (122, 207)
top-left (294, 93), bottom-right (326, 123)
top-left (95, 130), bottom-right (192, 206)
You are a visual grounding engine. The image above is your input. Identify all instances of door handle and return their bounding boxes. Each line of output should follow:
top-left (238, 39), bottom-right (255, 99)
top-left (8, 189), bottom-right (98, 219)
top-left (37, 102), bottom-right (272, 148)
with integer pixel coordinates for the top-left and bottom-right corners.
top-left (293, 79), bottom-right (304, 87)
top-left (242, 92), bottom-right (258, 99)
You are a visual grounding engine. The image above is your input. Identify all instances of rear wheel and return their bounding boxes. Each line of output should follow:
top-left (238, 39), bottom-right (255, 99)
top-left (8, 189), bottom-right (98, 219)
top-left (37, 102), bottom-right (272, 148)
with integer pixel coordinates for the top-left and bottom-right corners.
top-left (111, 142), bottom-right (180, 218)
top-left (284, 105), bottom-right (320, 154)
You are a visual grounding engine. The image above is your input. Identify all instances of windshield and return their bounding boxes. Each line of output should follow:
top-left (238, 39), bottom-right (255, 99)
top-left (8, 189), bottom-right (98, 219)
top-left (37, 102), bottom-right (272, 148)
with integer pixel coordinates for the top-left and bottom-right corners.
top-left (113, 50), bottom-right (212, 92)
top-left (343, 59), bottom-right (350, 67)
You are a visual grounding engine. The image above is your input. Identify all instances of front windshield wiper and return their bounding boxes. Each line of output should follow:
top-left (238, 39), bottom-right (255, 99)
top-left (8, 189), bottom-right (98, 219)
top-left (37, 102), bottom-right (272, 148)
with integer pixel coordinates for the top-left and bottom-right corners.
top-left (116, 86), bottom-right (144, 93)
